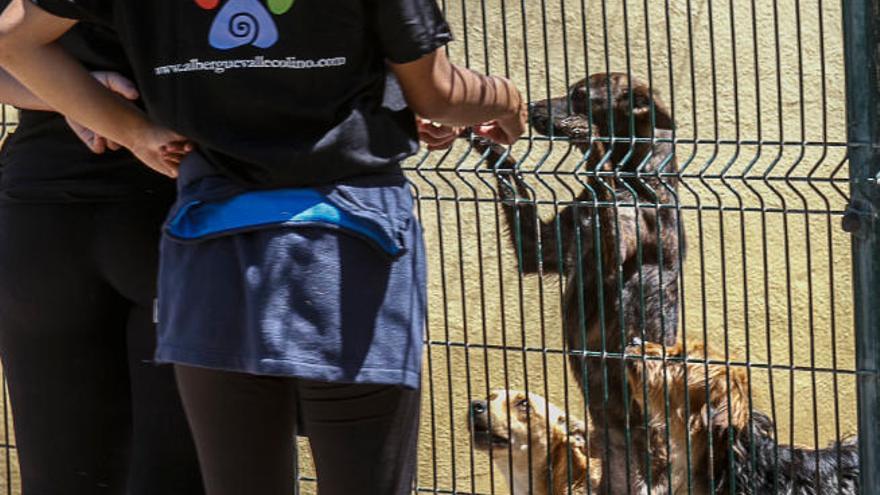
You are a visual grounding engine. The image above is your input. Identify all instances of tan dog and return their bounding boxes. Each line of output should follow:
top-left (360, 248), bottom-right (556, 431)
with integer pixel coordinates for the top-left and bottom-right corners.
top-left (625, 341), bottom-right (859, 494)
top-left (469, 390), bottom-right (600, 495)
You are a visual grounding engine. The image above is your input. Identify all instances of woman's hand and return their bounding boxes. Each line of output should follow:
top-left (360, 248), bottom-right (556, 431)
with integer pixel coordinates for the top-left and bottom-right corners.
top-left (69, 73), bottom-right (192, 178)
top-left (128, 124), bottom-right (193, 178)
top-left (472, 99), bottom-right (528, 145)
top-left (65, 71), bottom-right (140, 153)
top-left (417, 118), bottom-right (462, 151)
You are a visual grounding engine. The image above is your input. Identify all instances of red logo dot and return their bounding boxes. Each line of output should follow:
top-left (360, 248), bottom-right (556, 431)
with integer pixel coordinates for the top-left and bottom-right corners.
top-left (194, 0), bottom-right (220, 9)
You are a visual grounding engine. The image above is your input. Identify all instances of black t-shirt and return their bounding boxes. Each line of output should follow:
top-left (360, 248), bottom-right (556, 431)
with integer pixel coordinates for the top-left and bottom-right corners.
top-left (32, 0), bottom-right (452, 188)
top-left (0, 21), bottom-right (175, 202)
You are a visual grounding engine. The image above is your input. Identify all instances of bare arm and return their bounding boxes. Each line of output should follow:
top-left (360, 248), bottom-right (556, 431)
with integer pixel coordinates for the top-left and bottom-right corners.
top-left (0, 64), bottom-right (145, 153)
top-left (0, 66), bottom-right (51, 110)
top-left (0, 0), bottom-right (188, 176)
top-left (391, 49), bottom-right (527, 145)
top-left (0, 2), bottom-right (142, 151)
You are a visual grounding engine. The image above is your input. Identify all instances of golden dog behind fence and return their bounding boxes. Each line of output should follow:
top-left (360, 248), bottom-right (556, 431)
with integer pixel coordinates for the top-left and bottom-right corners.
top-left (469, 390), bottom-right (602, 495)
top-left (624, 341), bottom-right (859, 495)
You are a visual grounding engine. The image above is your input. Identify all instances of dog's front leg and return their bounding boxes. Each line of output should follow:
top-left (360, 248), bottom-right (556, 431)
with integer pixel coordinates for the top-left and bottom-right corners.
top-left (469, 133), bottom-right (577, 275)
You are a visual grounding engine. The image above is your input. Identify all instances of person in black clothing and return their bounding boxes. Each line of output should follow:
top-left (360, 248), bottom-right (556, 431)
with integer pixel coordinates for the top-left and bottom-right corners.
top-left (0, 17), bottom-right (204, 495)
top-left (0, 1), bottom-right (527, 494)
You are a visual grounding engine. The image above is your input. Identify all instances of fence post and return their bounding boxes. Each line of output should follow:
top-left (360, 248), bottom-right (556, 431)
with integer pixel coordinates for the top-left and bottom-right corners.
top-left (843, 1), bottom-right (880, 493)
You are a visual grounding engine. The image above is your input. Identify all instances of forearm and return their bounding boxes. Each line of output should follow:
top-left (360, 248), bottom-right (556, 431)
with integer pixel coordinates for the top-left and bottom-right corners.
top-left (0, 66), bottom-right (51, 110)
top-left (0, 39), bottom-right (149, 149)
top-left (391, 50), bottom-right (523, 127)
top-left (0, 0), bottom-right (149, 148)
top-left (428, 63), bottom-right (522, 127)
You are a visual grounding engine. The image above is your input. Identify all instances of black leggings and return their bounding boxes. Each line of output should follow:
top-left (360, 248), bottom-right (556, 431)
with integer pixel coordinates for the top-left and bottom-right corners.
top-left (175, 366), bottom-right (420, 495)
top-left (0, 201), bottom-right (204, 495)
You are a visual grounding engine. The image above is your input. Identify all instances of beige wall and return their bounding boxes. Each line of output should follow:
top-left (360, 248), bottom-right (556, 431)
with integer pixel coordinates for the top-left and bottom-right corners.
top-left (0, 1), bottom-right (857, 493)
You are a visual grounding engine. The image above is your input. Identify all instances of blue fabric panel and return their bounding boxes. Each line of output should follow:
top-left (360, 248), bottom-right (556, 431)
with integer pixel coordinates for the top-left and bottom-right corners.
top-left (156, 153), bottom-right (425, 389)
top-left (165, 188), bottom-right (402, 256)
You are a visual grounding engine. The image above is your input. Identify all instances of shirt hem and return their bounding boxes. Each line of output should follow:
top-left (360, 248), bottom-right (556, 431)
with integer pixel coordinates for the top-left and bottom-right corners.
top-left (0, 190), bottom-right (176, 205)
top-left (155, 344), bottom-right (421, 390)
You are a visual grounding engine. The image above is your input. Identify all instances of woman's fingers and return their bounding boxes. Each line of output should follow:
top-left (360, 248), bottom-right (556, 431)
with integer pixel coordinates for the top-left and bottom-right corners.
top-left (153, 153), bottom-right (181, 178)
top-left (418, 122), bottom-right (451, 140)
top-left (473, 123), bottom-right (512, 144)
top-left (417, 118), bottom-right (462, 150)
top-left (473, 102), bottom-right (527, 146)
top-left (131, 134), bottom-right (191, 179)
top-left (65, 116), bottom-right (108, 154)
top-left (425, 134), bottom-right (458, 151)
top-left (91, 136), bottom-right (108, 154)
top-left (172, 141), bottom-right (194, 154)
top-left (160, 145), bottom-right (189, 162)
top-left (92, 71), bottom-right (140, 101)
top-left (422, 134), bottom-right (457, 149)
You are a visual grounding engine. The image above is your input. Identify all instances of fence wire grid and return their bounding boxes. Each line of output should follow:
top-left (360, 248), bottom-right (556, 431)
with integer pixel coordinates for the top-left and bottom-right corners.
top-left (1, 0), bottom-right (879, 494)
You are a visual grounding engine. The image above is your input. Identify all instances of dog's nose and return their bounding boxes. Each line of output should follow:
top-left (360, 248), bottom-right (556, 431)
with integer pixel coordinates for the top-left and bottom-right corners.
top-left (471, 399), bottom-right (488, 417)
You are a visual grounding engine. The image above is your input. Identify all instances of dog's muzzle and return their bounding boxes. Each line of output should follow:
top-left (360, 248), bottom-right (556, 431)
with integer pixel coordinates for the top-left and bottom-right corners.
top-left (469, 399), bottom-right (509, 449)
top-left (529, 98), bottom-right (571, 137)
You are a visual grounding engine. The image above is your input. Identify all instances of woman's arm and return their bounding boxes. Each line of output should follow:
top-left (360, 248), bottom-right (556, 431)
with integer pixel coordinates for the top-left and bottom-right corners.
top-left (391, 49), bottom-right (527, 145)
top-left (0, 67), bottom-right (51, 110)
top-left (64, 71), bottom-right (143, 153)
top-left (0, 63), bottom-right (145, 153)
top-left (0, 0), bottom-right (188, 176)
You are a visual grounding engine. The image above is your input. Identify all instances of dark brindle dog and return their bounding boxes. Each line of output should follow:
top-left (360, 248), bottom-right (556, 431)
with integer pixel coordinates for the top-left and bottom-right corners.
top-left (469, 72), bottom-right (683, 493)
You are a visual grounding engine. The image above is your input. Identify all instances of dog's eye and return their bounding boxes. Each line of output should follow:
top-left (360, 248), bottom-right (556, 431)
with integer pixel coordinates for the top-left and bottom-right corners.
top-left (568, 87), bottom-right (588, 113)
top-left (516, 398), bottom-right (530, 411)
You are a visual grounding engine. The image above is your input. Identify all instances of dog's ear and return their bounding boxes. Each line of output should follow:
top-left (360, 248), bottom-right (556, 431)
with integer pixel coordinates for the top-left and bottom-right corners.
top-left (629, 87), bottom-right (674, 130)
top-left (725, 367), bottom-right (751, 430)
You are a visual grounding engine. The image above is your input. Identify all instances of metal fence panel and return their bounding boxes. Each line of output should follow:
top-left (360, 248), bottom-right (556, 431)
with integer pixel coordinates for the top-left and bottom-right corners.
top-left (843, 1), bottom-right (880, 493)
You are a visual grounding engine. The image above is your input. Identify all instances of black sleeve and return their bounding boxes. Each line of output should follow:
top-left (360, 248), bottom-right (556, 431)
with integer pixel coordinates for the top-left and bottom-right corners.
top-left (30, 0), bottom-right (110, 23)
top-left (371, 0), bottom-right (453, 64)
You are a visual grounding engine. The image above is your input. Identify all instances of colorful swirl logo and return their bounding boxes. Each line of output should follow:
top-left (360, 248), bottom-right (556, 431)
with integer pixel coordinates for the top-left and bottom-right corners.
top-left (196, 0), bottom-right (296, 50)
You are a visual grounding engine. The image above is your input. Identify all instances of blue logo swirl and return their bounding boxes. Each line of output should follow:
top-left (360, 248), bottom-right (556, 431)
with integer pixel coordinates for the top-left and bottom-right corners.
top-left (208, 0), bottom-right (279, 50)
